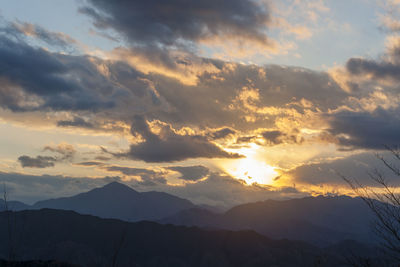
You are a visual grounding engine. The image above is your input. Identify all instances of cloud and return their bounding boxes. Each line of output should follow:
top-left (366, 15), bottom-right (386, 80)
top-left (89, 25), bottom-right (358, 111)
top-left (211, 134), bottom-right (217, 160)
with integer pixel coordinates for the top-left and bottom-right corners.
top-left (148, 63), bottom-right (346, 133)
top-left (104, 165), bottom-right (167, 185)
top-left (1, 19), bottom-right (380, 166)
top-left (346, 57), bottom-right (400, 81)
top-left (284, 151), bottom-right (400, 188)
top-left (0, 29), bottom-right (354, 165)
top-left (0, 25), bottom-right (346, 137)
top-left (18, 143), bottom-right (76, 168)
top-left (235, 135), bottom-right (258, 144)
top-left (150, 173), bottom-right (308, 207)
top-left (110, 46), bottom-right (222, 86)
top-left (167, 165), bottom-right (209, 181)
top-left (18, 155), bottom-right (56, 168)
top-left (326, 36), bottom-right (400, 150)
top-left (57, 116), bottom-right (94, 129)
top-left (94, 156), bottom-right (111, 161)
top-left (76, 161), bottom-right (104, 167)
top-left (43, 143), bottom-right (76, 161)
top-left (0, 34), bottom-right (116, 111)
top-left (9, 20), bottom-right (77, 49)
top-left (80, 0), bottom-right (271, 49)
top-left (345, 35), bottom-right (400, 83)
top-left (328, 107), bottom-right (400, 150)
top-left (272, 17), bottom-right (313, 40)
top-left (121, 115), bottom-right (243, 162)
top-left (262, 129), bottom-right (303, 146)
top-left (208, 127), bottom-right (236, 140)
top-left (379, 1), bottom-right (400, 33)
top-left (262, 130), bottom-right (284, 145)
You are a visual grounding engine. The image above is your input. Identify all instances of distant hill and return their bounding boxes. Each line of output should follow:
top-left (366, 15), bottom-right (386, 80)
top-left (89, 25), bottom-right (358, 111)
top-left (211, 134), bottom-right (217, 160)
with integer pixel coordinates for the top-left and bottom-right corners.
top-left (0, 199), bottom-right (30, 211)
top-left (0, 259), bottom-right (79, 267)
top-left (160, 195), bottom-right (377, 246)
top-left (0, 182), bottom-right (195, 222)
top-left (30, 182), bottom-right (195, 221)
top-left (0, 209), bottom-right (390, 267)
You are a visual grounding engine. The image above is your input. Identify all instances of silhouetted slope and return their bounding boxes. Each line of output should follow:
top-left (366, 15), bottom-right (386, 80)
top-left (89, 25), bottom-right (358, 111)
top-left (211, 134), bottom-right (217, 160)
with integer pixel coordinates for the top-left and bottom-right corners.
top-left (0, 259), bottom-right (79, 266)
top-left (161, 195), bottom-right (376, 246)
top-left (0, 200), bottom-right (30, 211)
top-left (32, 182), bottom-right (194, 221)
top-left (160, 207), bottom-right (222, 227)
top-left (0, 209), bottom-right (388, 267)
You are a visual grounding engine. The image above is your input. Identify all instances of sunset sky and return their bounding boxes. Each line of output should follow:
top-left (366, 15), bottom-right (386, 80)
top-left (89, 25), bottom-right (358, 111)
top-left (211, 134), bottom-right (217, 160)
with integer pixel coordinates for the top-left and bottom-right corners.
top-left (1, 0), bottom-right (400, 207)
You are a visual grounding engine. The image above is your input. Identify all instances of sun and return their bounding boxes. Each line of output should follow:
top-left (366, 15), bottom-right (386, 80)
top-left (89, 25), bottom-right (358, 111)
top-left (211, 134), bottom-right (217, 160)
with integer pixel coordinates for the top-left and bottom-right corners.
top-left (228, 157), bottom-right (278, 185)
top-left (221, 144), bottom-right (279, 185)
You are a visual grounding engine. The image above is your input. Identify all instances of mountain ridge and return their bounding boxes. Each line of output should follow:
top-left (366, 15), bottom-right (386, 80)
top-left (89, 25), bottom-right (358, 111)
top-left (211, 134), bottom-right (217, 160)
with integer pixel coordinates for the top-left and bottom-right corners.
top-left (1, 182), bottom-right (379, 246)
top-left (5, 181), bottom-right (195, 222)
top-left (0, 208), bottom-right (389, 267)
top-left (160, 195), bottom-right (377, 246)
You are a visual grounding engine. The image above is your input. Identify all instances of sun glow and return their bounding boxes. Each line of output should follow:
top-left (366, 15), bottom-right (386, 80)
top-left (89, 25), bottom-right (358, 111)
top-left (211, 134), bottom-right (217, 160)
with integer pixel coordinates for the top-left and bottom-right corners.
top-left (222, 144), bottom-right (279, 185)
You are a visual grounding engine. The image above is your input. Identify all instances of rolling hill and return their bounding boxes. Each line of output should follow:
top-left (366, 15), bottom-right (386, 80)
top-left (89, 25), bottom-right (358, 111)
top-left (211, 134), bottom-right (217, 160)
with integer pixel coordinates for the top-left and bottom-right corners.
top-left (160, 195), bottom-right (377, 246)
top-left (0, 209), bottom-right (389, 267)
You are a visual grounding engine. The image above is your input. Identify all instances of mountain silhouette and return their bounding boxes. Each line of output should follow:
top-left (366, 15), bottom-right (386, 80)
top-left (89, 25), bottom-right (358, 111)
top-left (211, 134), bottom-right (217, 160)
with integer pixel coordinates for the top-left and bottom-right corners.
top-left (1, 183), bottom-right (379, 246)
top-left (0, 199), bottom-right (30, 211)
top-left (160, 195), bottom-right (376, 246)
top-left (0, 209), bottom-right (388, 267)
top-left (31, 182), bottom-right (194, 221)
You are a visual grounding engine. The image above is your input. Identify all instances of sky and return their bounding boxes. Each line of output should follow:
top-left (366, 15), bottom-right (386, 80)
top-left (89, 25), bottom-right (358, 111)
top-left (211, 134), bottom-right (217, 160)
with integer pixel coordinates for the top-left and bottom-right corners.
top-left (0, 0), bottom-right (400, 207)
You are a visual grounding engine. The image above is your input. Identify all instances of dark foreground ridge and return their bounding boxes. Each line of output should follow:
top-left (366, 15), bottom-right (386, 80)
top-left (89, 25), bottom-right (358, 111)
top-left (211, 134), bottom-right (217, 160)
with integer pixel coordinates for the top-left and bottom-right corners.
top-left (0, 259), bottom-right (79, 267)
top-left (0, 209), bottom-right (394, 267)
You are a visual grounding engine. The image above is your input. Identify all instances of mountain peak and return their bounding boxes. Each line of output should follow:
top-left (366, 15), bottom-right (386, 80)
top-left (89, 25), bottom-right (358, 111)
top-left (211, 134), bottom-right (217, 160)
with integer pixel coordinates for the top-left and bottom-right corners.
top-left (32, 181), bottom-right (194, 222)
top-left (99, 181), bottom-right (137, 193)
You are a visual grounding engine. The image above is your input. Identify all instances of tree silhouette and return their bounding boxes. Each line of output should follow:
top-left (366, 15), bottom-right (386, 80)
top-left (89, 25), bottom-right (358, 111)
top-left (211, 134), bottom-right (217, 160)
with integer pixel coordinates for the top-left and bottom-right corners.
top-left (2, 182), bottom-right (15, 261)
top-left (339, 146), bottom-right (400, 261)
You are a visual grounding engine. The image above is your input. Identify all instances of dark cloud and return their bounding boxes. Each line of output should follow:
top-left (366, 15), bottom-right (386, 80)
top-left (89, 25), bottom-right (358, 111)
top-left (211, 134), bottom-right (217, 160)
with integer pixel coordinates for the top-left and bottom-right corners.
top-left (328, 107), bottom-right (400, 150)
top-left (80, 0), bottom-right (270, 49)
top-left (9, 21), bottom-right (76, 49)
top-left (150, 64), bottom-right (347, 131)
top-left (262, 130), bottom-right (283, 144)
top-left (262, 129), bottom-right (303, 146)
top-left (0, 19), bottom-right (360, 166)
top-left (94, 156), bottom-right (111, 161)
top-left (57, 116), bottom-right (94, 128)
top-left (0, 26), bottom-right (346, 134)
top-left (0, 33), bottom-right (120, 112)
top-left (208, 127), bottom-right (236, 140)
top-left (105, 166), bottom-right (157, 176)
top-left (104, 166), bottom-right (167, 185)
top-left (122, 115), bottom-right (243, 162)
top-left (345, 38), bottom-right (400, 82)
top-left (330, 38), bottom-right (400, 150)
top-left (18, 144), bottom-right (76, 168)
top-left (18, 155), bottom-right (56, 168)
top-left (167, 165), bottom-right (209, 181)
top-left (285, 151), bottom-right (400, 187)
top-left (43, 144), bottom-right (76, 161)
top-left (346, 57), bottom-right (400, 81)
top-left (0, 36), bottom-right (72, 96)
top-left (76, 161), bottom-right (104, 167)
top-left (236, 136), bottom-right (257, 144)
